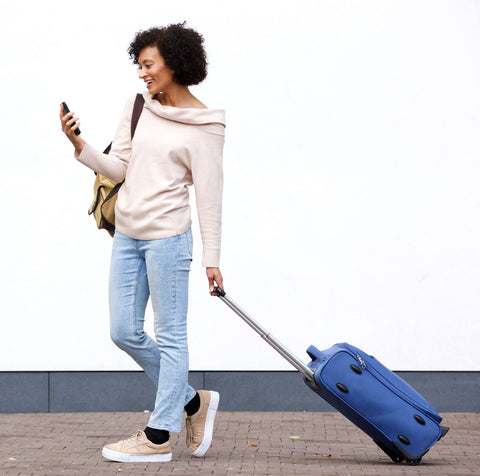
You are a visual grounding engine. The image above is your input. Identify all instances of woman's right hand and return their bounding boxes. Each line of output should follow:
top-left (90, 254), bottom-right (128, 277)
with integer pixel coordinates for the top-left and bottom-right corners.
top-left (59, 103), bottom-right (86, 155)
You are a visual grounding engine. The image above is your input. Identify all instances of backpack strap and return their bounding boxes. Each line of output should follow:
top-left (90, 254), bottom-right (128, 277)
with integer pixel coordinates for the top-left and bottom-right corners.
top-left (130, 93), bottom-right (145, 139)
top-left (102, 94), bottom-right (144, 155)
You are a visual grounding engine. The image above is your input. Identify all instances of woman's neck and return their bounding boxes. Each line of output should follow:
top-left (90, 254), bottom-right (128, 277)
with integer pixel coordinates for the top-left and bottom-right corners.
top-left (155, 85), bottom-right (206, 109)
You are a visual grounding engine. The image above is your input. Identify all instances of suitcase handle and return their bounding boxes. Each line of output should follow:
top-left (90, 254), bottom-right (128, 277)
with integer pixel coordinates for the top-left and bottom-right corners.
top-left (214, 287), bottom-right (226, 297)
top-left (214, 287), bottom-right (315, 382)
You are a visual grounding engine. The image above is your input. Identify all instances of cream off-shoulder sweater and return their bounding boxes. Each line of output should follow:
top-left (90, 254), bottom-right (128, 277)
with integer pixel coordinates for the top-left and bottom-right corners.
top-left (76, 92), bottom-right (226, 267)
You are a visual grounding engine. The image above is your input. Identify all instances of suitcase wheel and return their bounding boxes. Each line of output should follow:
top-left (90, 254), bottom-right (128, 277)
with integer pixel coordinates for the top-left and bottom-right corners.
top-left (350, 363), bottom-right (363, 375)
top-left (414, 414), bottom-right (426, 425)
top-left (336, 383), bottom-right (349, 393)
top-left (392, 441), bottom-right (425, 466)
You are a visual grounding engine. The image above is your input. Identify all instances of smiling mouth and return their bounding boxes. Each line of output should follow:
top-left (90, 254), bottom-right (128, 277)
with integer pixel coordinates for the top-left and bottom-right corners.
top-left (146, 80), bottom-right (153, 88)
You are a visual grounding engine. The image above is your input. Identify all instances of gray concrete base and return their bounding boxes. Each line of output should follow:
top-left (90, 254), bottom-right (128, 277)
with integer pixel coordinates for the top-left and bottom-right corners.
top-left (0, 371), bottom-right (478, 413)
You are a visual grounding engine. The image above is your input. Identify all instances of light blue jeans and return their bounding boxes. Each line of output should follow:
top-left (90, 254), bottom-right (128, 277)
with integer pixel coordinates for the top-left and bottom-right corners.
top-left (109, 229), bottom-right (197, 433)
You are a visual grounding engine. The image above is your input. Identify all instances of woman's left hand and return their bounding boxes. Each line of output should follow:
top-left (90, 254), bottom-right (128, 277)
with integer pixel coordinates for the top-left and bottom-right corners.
top-left (59, 103), bottom-right (85, 155)
top-left (206, 267), bottom-right (224, 295)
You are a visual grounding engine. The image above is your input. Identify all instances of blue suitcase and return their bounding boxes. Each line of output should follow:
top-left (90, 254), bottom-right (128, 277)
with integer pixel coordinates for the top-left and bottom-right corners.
top-left (215, 288), bottom-right (449, 465)
top-left (305, 343), bottom-right (449, 464)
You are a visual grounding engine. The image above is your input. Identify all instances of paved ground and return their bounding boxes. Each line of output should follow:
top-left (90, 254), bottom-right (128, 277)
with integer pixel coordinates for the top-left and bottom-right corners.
top-left (0, 411), bottom-right (478, 475)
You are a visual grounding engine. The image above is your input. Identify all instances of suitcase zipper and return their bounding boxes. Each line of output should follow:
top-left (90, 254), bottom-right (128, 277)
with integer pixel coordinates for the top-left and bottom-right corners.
top-left (356, 355), bottom-right (366, 369)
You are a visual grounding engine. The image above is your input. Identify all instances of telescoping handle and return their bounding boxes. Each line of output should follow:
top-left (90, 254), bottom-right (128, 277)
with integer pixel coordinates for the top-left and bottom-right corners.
top-left (214, 287), bottom-right (315, 383)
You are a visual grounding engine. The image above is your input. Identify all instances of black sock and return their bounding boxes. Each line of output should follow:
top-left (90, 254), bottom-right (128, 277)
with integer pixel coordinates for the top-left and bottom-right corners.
top-left (184, 392), bottom-right (201, 416)
top-left (144, 426), bottom-right (169, 445)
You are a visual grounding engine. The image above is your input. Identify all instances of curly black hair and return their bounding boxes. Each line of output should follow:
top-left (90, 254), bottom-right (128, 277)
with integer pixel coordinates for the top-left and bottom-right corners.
top-left (128, 22), bottom-right (208, 86)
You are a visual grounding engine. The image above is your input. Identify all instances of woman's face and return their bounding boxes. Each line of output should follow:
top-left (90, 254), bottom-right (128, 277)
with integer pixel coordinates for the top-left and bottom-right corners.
top-left (138, 46), bottom-right (175, 94)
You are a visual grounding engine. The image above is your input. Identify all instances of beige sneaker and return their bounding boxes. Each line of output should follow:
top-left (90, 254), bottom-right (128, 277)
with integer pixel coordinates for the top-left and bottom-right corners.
top-left (185, 390), bottom-right (220, 457)
top-left (102, 430), bottom-right (172, 463)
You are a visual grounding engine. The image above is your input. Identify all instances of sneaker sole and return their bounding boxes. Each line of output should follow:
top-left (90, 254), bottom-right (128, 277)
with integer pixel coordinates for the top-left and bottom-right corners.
top-left (192, 391), bottom-right (220, 458)
top-left (102, 447), bottom-right (172, 463)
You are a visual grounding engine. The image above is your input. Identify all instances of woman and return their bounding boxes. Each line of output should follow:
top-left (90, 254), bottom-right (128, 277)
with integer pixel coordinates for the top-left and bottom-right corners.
top-left (60, 23), bottom-right (225, 463)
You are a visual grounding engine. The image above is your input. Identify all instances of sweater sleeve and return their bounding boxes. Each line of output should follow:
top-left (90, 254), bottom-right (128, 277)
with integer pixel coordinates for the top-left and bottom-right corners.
top-left (191, 126), bottom-right (225, 268)
top-left (74, 96), bottom-right (134, 183)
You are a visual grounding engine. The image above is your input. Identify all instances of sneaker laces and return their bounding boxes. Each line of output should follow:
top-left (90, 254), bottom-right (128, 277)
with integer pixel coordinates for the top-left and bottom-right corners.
top-left (185, 415), bottom-right (201, 447)
top-left (124, 430), bottom-right (146, 449)
top-left (185, 416), bottom-right (193, 447)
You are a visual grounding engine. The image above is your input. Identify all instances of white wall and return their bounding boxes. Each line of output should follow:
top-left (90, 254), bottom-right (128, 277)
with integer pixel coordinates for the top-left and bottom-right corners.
top-left (0, 0), bottom-right (478, 372)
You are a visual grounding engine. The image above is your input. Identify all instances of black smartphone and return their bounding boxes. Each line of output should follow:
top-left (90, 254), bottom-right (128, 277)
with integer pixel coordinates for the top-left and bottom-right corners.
top-left (61, 101), bottom-right (81, 135)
